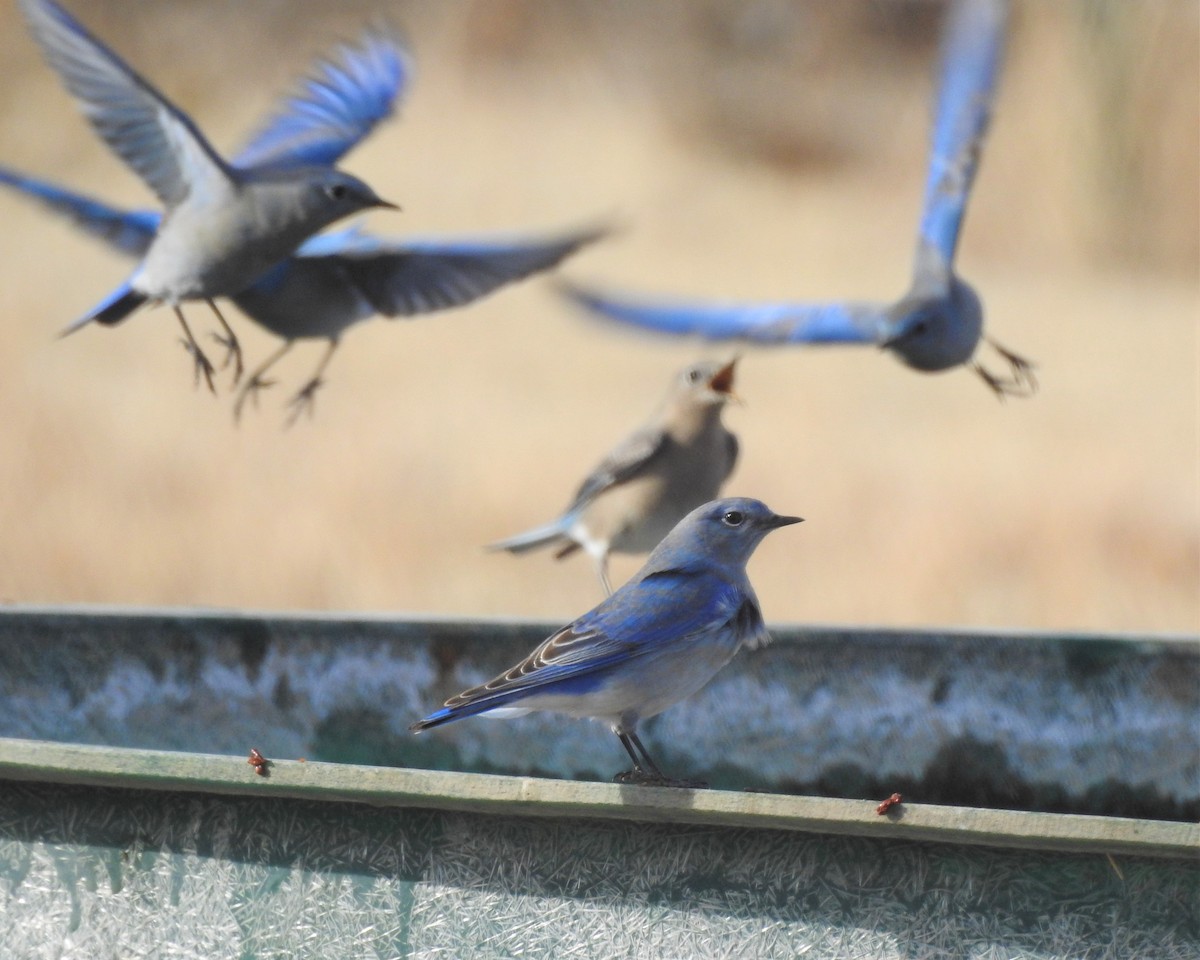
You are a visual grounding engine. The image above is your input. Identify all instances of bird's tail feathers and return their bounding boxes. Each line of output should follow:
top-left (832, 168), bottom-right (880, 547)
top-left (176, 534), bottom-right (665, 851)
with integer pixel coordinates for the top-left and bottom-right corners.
top-left (60, 283), bottom-right (146, 336)
top-left (486, 516), bottom-right (573, 555)
top-left (410, 699), bottom-right (530, 733)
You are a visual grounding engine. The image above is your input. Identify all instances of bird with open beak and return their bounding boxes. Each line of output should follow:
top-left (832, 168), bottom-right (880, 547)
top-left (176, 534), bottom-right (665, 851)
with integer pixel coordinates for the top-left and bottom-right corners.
top-left (490, 358), bottom-right (742, 595)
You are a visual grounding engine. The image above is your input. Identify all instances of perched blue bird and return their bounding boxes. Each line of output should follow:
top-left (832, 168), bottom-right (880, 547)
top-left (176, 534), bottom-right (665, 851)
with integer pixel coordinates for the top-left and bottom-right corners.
top-left (413, 497), bottom-right (801, 787)
top-left (0, 167), bottom-right (605, 423)
top-left (560, 0), bottom-right (1034, 398)
top-left (18, 0), bottom-right (399, 392)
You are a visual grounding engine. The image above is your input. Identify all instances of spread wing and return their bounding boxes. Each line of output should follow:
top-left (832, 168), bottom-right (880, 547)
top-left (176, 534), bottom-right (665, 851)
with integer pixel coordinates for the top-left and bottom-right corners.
top-left (561, 282), bottom-right (889, 346)
top-left (915, 0), bottom-right (1008, 278)
top-left (0, 165), bottom-right (159, 256)
top-left (234, 29), bottom-right (411, 170)
top-left (20, 0), bottom-right (232, 208)
top-left (311, 226), bottom-right (606, 317)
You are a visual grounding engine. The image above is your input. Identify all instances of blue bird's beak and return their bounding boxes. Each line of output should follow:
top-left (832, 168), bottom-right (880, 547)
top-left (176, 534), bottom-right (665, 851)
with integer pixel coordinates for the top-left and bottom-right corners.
top-left (766, 514), bottom-right (803, 529)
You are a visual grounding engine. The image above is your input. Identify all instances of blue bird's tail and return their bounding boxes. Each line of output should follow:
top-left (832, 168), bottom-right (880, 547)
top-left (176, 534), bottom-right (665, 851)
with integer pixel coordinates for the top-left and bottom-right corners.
top-left (60, 282), bottom-right (147, 336)
top-left (410, 698), bottom-right (530, 733)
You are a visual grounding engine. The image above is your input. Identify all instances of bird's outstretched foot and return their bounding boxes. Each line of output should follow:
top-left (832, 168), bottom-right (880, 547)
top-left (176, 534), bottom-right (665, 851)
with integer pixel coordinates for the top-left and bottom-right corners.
top-left (974, 338), bottom-right (1037, 399)
top-left (233, 372), bottom-right (277, 423)
top-left (614, 768), bottom-right (708, 789)
top-left (211, 330), bottom-right (244, 387)
top-left (179, 337), bottom-right (217, 394)
top-left (284, 377), bottom-right (325, 428)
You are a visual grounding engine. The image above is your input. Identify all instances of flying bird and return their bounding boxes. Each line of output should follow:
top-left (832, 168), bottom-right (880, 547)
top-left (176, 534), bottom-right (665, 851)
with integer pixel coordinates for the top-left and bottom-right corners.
top-left (561, 0), bottom-right (1034, 398)
top-left (18, 0), bottom-right (399, 391)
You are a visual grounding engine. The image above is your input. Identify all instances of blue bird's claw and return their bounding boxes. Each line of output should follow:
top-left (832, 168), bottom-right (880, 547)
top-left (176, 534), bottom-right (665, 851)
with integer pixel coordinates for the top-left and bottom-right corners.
top-left (613, 769), bottom-right (708, 790)
top-left (178, 336), bottom-right (217, 394)
top-left (284, 377), bottom-right (325, 428)
top-left (974, 337), bottom-right (1037, 399)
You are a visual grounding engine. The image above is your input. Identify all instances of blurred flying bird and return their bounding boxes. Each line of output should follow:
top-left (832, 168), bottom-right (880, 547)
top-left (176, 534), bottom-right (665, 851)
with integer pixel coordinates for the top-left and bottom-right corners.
top-left (0, 167), bottom-right (605, 423)
top-left (18, 0), bottom-right (399, 391)
top-left (489, 358), bottom-right (740, 594)
top-left (414, 497), bottom-right (801, 787)
top-left (561, 0), bottom-right (1034, 398)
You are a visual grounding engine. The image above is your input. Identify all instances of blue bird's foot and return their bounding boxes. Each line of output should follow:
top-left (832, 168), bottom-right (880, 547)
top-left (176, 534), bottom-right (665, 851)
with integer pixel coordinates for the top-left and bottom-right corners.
top-left (210, 330), bottom-right (243, 388)
top-left (178, 336), bottom-right (217, 394)
top-left (284, 378), bottom-right (325, 428)
top-left (614, 729), bottom-right (704, 788)
top-left (614, 768), bottom-right (708, 790)
top-left (205, 300), bottom-right (243, 387)
top-left (232, 371), bottom-right (277, 423)
top-left (974, 337), bottom-right (1037, 400)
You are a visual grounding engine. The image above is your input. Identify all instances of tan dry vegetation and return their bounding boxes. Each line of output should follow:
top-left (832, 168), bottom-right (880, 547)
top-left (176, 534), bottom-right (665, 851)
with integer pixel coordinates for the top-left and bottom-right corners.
top-left (0, 0), bottom-right (1195, 632)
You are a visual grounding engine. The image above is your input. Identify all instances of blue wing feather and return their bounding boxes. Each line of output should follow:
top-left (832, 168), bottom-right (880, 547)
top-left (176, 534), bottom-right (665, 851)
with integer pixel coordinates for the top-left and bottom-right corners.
top-left (561, 282), bottom-right (888, 346)
top-left (916, 0), bottom-right (1008, 274)
top-left (0, 165), bottom-right (159, 256)
top-left (234, 30), bottom-right (411, 170)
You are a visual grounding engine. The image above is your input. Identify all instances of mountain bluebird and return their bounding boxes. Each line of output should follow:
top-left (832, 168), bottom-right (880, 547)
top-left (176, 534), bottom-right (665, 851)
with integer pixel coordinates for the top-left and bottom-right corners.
top-left (0, 167), bottom-right (605, 424)
top-left (19, 0), bottom-right (398, 391)
top-left (489, 358), bottom-right (740, 595)
top-left (560, 0), bottom-right (1034, 398)
top-left (414, 497), bottom-right (801, 787)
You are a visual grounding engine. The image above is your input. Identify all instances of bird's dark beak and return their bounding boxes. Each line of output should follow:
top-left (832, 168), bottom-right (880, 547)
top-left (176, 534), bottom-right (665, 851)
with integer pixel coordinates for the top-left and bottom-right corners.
top-left (708, 356), bottom-right (741, 402)
top-left (766, 514), bottom-right (803, 529)
top-left (373, 197), bottom-right (401, 211)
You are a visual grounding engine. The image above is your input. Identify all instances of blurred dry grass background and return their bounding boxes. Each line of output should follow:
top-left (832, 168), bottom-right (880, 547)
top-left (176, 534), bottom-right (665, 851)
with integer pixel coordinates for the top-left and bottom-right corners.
top-left (0, 0), bottom-right (1195, 632)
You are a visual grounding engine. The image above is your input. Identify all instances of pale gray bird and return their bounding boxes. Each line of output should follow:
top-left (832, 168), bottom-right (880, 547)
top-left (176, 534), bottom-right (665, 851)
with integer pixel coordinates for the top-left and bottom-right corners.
top-left (19, 0), bottom-right (397, 391)
top-left (490, 358), bottom-right (740, 595)
top-left (417, 497), bottom-right (802, 787)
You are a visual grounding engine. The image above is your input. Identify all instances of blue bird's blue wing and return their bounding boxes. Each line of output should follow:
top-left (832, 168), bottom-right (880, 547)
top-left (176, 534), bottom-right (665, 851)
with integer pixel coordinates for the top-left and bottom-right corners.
top-left (19, 0), bottom-right (232, 208)
top-left (562, 282), bottom-right (889, 346)
top-left (414, 570), bottom-right (744, 726)
top-left (916, 0), bottom-right (1008, 276)
top-left (234, 30), bottom-right (411, 170)
top-left (315, 226), bottom-right (605, 317)
top-left (0, 165), bottom-right (159, 256)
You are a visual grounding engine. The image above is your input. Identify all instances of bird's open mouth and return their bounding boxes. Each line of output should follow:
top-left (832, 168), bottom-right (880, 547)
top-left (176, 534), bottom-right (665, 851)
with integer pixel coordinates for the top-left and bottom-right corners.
top-left (708, 357), bottom-right (738, 395)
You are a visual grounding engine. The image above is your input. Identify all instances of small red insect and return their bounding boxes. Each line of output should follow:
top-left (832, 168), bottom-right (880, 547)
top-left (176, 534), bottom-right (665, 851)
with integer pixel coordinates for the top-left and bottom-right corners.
top-left (875, 792), bottom-right (903, 815)
top-left (247, 748), bottom-right (270, 777)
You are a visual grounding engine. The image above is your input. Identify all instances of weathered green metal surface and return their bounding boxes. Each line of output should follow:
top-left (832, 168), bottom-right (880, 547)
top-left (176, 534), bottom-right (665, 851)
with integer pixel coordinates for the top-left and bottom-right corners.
top-left (2, 740), bottom-right (1195, 857)
top-left (1, 740), bottom-right (1197, 959)
top-left (1, 606), bottom-right (1196, 819)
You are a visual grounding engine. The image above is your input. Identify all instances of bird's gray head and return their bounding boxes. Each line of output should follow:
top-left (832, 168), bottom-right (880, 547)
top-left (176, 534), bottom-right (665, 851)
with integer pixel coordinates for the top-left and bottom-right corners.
top-left (308, 169), bottom-right (398, 220)
top-left (883, 275), bottom-right (983, 372)
top-left (255, 167), bottom-right (398, 235)
top-left (653, 497), bottom-right (802, 570)
top-left (672, 357), bottom-right (740, 406)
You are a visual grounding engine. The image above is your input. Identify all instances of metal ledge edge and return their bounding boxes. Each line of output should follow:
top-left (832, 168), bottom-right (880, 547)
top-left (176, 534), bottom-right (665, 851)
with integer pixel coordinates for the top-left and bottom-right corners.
top-left (1, 738), bottom-right (1195, 860)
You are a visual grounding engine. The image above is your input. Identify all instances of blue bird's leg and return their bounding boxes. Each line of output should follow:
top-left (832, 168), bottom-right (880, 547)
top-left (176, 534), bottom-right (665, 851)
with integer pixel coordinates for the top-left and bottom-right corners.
top-left (284, 338), bottom-right (339, 428)
top-left (173, 306), bottom-right (216, 394)
top-left (205, 299), bottom-right (243, 386)
top-left (614, 729), bottom-right (707, 790)
top-left (973, 336), bottom-right (1037, 399)
top-left (233, 340), bottom-right (293, 423)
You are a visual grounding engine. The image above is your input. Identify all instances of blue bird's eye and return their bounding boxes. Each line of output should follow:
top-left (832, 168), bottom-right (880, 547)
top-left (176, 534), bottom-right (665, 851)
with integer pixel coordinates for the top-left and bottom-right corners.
top-left (721, 510), bottom-right (744, 527)
top-left (325, 183), bottom-right (348, 201)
